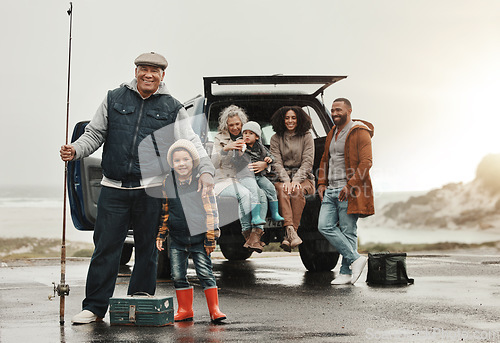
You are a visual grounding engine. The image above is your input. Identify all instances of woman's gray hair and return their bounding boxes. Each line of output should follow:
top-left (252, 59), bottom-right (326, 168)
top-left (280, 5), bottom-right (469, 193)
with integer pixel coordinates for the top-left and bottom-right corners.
top-left (217, 105), bottom-right (248, 133)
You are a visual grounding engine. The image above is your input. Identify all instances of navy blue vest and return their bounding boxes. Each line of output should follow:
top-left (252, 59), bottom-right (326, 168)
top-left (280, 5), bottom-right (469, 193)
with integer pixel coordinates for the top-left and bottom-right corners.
top-left (102, 85), bottom-right (183, 182)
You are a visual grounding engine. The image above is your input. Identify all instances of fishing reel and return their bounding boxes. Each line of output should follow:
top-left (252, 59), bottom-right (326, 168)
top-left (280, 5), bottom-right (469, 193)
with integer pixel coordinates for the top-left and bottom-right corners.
top-left (49, 282), bottom-right (70, 300)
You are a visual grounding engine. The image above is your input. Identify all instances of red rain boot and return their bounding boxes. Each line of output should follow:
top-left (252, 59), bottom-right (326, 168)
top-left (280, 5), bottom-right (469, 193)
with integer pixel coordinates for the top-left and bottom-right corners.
top-left (204, 287), bottom-right (226, 323)
top-left (175, 287), bottom-right (194, 322)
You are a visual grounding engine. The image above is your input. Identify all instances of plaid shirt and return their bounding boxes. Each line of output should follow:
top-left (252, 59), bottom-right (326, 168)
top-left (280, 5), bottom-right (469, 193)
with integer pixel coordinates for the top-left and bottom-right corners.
top-left (157, 176), bottom-right (220, 250)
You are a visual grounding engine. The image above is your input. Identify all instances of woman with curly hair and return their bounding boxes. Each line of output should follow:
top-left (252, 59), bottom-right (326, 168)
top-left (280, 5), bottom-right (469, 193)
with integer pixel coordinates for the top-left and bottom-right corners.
top-left (270, 106), bottom-right (315, 252)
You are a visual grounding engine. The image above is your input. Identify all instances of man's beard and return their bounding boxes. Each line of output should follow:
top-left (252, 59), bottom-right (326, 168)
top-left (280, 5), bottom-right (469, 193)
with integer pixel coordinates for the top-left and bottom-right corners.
top-left (333, 114), bottom-right (347, 127)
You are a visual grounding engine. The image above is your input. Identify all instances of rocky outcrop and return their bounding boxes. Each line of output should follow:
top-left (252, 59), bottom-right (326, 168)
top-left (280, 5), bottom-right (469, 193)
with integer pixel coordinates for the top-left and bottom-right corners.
top-left (370, 154), bottom-right (500, 230)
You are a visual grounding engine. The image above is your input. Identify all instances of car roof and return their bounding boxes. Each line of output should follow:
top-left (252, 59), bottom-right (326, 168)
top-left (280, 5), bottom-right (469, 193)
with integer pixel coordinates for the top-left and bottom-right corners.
top-left (204, 75), bottom-right (347, 98)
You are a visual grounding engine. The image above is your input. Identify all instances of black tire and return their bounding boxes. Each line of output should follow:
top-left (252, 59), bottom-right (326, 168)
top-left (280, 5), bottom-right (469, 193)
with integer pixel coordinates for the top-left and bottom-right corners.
top-left (157, 248), bottom-right (171, 279)
top-left (219, 243), bottom-right (253, 261)
top-left (119, 244), bottom-right (133, 265)
top-left (299, 240), bottom-right (339, 272)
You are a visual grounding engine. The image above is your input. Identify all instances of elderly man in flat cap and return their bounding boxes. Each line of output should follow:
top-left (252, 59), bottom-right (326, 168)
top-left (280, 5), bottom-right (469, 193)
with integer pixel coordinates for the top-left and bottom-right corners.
top-left (60, 52), bottom-right (215, 324)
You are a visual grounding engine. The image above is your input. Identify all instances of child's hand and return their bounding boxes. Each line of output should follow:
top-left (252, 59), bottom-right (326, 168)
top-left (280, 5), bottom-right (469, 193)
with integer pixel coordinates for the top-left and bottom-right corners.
top-left (205, 246), bottom-right (215, 256)
top-left (248, 161), bottom-right (267, 174)
top-left (156, 238), bottom-right (165, 251)
top-left (225, 139), bottom-right (246, 152)
top-left (264, 156), bottom-right (272, 164)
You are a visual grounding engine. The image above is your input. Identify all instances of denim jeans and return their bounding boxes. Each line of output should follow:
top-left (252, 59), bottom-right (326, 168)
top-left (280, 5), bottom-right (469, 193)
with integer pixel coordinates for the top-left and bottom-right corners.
top-left (255, 186), bottom-right (267, 230)
top-left (218, 181), bottom-right (267, 231)
top-left (239, 175), bottom-right (278, 202)
top-left (236, 177), bottom-right (268, 231)
top-left (318, 188), bottom-right (360, 275)
top-left (170, 240), bottom-right (217, 290)
top-left (83, 186), bottom-right (161, 317)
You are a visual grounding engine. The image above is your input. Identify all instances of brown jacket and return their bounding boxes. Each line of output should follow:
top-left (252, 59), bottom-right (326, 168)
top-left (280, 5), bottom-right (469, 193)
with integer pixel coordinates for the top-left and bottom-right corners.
top-left (318, 120), bottom-right (375, 217)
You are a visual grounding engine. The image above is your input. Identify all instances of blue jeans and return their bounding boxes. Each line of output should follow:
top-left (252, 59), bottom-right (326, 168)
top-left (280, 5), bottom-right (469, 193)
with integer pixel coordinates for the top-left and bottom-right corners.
top-left (239, 175), bottom-right (278, 202)
top-left (170, 240), bottom-right (217, 290)
top-left (218, 181), bottom-right (266, 231)
top-left (318, 188), bottom-right (360, 275)
top-left (235, 178), bottom-right (268, 231)
top-left (83, 186), bottom-right (161, 317)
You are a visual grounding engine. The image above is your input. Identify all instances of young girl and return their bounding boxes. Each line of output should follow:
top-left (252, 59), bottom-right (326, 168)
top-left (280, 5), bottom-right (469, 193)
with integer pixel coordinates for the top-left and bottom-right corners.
top-left (156, 139), bottom-right (226, 323)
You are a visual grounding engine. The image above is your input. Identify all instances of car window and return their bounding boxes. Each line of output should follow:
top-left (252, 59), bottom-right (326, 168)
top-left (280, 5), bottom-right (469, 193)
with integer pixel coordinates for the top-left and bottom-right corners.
top-left (260, 124), bottom-right (275, 146)
top-left (183, 98), bottom-right (209, 142)
top-left (185, 102), bottom-right (194, 116)
top-left (208, 120), bottom-right (219, 142)
top-left (302, 105), bottom-right (326, 138)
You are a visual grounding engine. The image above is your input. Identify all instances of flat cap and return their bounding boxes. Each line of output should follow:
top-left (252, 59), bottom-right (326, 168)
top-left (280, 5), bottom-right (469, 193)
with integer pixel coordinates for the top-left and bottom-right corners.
top-left (134, 52), bottom-right (168, 70)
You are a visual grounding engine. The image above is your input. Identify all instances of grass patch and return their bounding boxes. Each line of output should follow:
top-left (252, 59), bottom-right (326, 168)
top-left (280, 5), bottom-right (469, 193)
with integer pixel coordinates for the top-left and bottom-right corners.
top-left (0, 237), bottom-right (94, 260)
top-left (359, 240), bottom-right (500, 253)
top-left (262, 242), bottom-right (286, 252)
top-left (72, 249), bottom-right (94, 258)
top-left (262, 240), bottom-right (500, 253)
top-left (240, 240), bottom-right (500, 254)
top-left (2, 237), bottom-right (498, 261)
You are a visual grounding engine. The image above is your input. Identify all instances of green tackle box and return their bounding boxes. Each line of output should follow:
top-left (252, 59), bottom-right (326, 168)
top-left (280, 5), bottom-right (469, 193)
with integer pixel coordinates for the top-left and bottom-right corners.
top-left (109, 294), bottom-right (174, 326)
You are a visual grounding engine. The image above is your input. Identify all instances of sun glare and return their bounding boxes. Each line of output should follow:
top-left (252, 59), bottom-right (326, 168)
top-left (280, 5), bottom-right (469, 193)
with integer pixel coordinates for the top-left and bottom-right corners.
top-left (444, 74), bottom-right (500, 186)
top-left (463, 76), bottom-right (500, 145)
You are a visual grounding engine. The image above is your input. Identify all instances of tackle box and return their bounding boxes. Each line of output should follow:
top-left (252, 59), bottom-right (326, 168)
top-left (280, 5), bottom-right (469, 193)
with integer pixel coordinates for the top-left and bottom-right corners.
top-left (109, 294), bottom-right (174, 326)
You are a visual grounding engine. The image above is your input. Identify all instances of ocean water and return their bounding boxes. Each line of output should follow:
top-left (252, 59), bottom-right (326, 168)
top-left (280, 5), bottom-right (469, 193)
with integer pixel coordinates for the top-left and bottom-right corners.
top-left (359, 190), bottom-right (500, 244)
top-left (0, 185), bottom-right (94, 244)
top-left (0, 186), bottom-right (497, 245)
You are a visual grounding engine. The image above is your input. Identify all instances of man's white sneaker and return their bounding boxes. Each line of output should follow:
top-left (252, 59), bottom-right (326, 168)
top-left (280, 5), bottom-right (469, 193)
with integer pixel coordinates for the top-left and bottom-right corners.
top-left (331, 274), bottom-right (352, 285)
top-left (71, 310), bottom-right (101, 324)
top-left (351, 256), bottom-right (368, 284)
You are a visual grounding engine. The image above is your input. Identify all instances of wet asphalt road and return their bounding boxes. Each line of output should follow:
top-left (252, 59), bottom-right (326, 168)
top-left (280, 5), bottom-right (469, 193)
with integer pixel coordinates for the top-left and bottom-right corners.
top-left (1, 250), bottom-right (500, 343)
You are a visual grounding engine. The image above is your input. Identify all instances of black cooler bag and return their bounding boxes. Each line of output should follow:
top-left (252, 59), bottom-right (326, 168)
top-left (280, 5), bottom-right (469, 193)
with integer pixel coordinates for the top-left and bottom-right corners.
top-left (366, 252), bottom-right (414, 285)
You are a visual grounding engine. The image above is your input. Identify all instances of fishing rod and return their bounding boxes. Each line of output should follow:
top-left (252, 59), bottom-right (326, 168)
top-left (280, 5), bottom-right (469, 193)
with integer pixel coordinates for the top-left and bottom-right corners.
top-left (54, 2), bottom-right (73, 325)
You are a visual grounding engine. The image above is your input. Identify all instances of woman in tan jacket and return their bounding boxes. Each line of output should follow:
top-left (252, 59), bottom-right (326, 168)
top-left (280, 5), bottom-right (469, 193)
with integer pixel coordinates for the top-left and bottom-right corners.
top-left (270, 106), bottom-right (315, 252)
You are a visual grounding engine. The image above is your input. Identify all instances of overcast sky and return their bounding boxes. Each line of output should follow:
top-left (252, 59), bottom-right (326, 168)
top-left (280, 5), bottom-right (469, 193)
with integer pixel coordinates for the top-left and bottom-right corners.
top-left (1, 0), bottom-right (499, 193)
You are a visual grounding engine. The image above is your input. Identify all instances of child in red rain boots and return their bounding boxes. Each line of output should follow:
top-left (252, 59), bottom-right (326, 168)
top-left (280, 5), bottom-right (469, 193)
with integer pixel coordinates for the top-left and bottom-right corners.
top-left (156, 139), bottom-right (226, 323)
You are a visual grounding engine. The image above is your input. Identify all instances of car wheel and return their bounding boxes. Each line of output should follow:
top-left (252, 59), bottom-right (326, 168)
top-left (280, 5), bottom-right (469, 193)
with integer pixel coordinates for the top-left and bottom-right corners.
top-left (119, 244), bottom-right (133, 265)
top-left (299, 240), bottom-right (339, 272)
top-left (157, 249), bottom-right (171, 279)
top-left (219, 243), bottom-right (253, 261)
